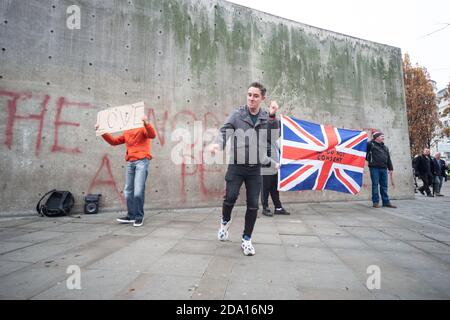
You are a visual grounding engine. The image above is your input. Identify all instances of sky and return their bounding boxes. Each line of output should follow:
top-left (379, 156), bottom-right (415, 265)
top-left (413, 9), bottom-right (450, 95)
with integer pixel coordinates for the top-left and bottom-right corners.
top-left (227, 0), bottom-right (450, 91)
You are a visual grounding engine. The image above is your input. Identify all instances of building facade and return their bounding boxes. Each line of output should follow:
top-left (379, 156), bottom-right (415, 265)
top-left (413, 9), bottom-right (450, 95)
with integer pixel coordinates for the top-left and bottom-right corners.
top-left (432, 87), bottom-right (450, 162)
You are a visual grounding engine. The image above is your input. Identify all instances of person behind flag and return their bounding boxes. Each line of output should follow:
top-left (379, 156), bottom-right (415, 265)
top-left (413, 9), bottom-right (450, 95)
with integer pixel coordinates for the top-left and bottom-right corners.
top-left (209, 82), bottom-right (276, 256)
top-left (261, 101), bottom-right (290, 217)
top-left (95, 114), bottom-right (156, 226)
top-left (366, 131), bottom-right (397, 208)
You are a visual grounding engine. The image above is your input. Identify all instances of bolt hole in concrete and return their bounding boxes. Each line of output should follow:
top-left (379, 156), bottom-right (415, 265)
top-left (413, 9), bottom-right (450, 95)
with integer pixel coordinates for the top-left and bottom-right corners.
top-left (4, 20), bottom-right (8, 24)
top-left (46, 82), bottom-right (50, 86)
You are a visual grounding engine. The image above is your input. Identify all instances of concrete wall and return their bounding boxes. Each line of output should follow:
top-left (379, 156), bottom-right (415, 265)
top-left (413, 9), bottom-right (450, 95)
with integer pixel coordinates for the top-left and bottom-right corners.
top-left (0, 0), bottom-right (413, 215)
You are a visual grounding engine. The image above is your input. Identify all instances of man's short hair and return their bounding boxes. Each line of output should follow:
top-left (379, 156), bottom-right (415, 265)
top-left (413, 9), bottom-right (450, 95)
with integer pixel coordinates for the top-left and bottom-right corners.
top-left (248, 82), bottom-right (266, 97)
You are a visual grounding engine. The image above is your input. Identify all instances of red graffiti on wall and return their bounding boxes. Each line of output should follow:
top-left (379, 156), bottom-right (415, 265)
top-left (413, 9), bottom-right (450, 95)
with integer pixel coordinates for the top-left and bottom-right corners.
top-left (1, 90), bottom-right (93, 156)
top-left (180, 155), bottom-right (223, 202)
top-left (146, 106), bottom-right (168, 147)
top-left (88, 154), bottom-right (125, 204)
top-left (51, 97), bottom-right (93, 154)
top-left (1, 90), bottom-right (49, 157)
top-left (1, 88), bottom-right (230, 203)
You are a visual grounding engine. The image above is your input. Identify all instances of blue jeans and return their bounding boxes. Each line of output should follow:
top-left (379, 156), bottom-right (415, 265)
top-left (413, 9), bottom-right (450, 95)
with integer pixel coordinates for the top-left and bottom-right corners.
top-left (433, 176), bottom-right (444, 194)
top-left (369, 167), bottom-right (390, 205)
top-left (124, 158), bottom-right (149, 220)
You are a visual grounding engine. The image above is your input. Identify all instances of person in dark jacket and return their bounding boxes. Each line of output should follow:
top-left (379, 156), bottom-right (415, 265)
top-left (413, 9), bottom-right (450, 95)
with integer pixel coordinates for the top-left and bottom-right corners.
top-left (209, 82), bottom-right (277, 256)
top-left (261, 101), bottom-right (290, 217)
top-left (431, 152), bottom-right (447, 196)
top-left (415, 148), bottom-right (434, 197)
top-left (366, 131), bottom-right (396, 208)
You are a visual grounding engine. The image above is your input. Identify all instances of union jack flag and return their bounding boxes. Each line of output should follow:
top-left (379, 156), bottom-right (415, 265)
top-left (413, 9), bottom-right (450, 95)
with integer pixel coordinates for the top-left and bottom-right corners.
top-left (278, 115), bottom-right (368, 194)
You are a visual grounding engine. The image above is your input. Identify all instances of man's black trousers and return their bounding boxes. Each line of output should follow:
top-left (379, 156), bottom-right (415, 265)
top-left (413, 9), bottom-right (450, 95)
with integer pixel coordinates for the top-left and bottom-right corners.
top-left (222, 165), bottom-right (261, 238)
top-left (418, 174), bottom-right (432, 195)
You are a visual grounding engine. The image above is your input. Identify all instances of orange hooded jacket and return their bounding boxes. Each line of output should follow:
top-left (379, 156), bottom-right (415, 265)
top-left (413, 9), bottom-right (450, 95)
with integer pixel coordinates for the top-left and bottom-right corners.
top-left (101, 123), bottom-right (157, 161)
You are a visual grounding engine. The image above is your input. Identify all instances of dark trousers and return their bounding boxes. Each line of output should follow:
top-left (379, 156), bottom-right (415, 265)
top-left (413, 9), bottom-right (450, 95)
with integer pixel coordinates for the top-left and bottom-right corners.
top-left (261, 173), bottom-right (282, 209)
top-left (222, 165), bottom-right (261, 239)
top-left (419, 174), bottom-right (432, 195)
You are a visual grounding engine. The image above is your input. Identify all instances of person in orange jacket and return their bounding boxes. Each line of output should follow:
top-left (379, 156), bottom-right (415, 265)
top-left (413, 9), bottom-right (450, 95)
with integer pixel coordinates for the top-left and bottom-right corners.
top-left (96, 114), bottom-right (156, 227)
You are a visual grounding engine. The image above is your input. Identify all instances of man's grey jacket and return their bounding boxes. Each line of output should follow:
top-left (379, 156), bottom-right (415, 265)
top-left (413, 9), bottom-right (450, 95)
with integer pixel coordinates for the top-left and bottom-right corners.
top-left (215, 105), bottom-right (276, 166)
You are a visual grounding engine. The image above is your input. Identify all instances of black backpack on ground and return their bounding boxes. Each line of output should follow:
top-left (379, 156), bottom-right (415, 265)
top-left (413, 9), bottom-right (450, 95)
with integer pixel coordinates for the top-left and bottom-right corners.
top-left (36, 189), bottom-right (75, 217)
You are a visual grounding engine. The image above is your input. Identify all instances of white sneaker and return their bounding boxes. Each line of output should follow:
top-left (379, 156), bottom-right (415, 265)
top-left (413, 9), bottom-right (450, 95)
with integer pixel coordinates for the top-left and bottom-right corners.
top-left (241, 238), bottom-right (255, 256)
top-left (217, 219), bottom-right (232, 241)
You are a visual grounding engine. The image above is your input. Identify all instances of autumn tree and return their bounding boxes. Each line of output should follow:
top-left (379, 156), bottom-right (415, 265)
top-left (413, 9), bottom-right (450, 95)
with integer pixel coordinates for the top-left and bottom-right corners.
top-left (403, 54), bottom-right (440, 157)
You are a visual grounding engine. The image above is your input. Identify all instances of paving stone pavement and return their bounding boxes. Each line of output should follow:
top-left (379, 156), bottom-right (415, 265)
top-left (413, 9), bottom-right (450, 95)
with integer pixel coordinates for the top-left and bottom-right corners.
top-left (1, 183), bottom-right (449, 300)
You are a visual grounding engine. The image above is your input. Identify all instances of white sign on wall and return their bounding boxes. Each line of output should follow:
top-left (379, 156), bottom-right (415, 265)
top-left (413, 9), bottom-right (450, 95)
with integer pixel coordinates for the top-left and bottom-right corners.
top-left (96, 102), bottom-right (145, 136)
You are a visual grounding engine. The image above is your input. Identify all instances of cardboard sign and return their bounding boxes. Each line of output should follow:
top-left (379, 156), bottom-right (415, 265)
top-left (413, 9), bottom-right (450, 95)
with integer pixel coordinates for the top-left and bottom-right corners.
top-left (96, 102), bottom-right (145, 136)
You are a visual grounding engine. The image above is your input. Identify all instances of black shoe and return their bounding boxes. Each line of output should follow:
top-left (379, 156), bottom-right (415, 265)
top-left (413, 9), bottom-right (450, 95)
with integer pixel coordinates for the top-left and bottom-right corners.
top-left (274, 208), bottom-right (290, 215)
top-left (117, 216), bottom-right (135, 223)
top-left (133, 218), bottom-right (144, 227)
top-left (262, 207), bottom-right (273, 217)
top-left (382, 203), bottom-right (397, 208)
top-left (427, 194), bottom-right (434, 197)
top-left (419, 189), bottom-right (425, 195)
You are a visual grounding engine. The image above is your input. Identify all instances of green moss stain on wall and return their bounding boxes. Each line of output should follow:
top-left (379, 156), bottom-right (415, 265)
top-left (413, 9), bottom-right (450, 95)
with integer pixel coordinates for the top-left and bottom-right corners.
top-left (143, 0), bottom-right (403, 113)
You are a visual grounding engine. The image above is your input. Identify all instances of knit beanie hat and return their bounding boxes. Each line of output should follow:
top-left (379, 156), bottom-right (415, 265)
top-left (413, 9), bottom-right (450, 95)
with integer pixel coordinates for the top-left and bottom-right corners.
top-left (372, 131), bottom-right (383, 140)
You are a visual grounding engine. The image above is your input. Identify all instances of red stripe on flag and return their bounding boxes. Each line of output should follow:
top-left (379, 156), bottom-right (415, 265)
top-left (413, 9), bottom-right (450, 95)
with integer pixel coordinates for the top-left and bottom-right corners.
top-left (339, 153), bottom-right (366, 168)
top-left (284, 116), bottom-right (324, 147)
top-left (280, 164), bottom-right (314, 189)
top-left (283, 146), bottom-right (318, 161)
top-left (315, 161), bottom-right (333, 190)
top-left (335, 168), bottom-right (357, 194)
top-left (324, 126), bottom-right (338, 148)
top-left (345, 133), bottom-right (368, 149)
